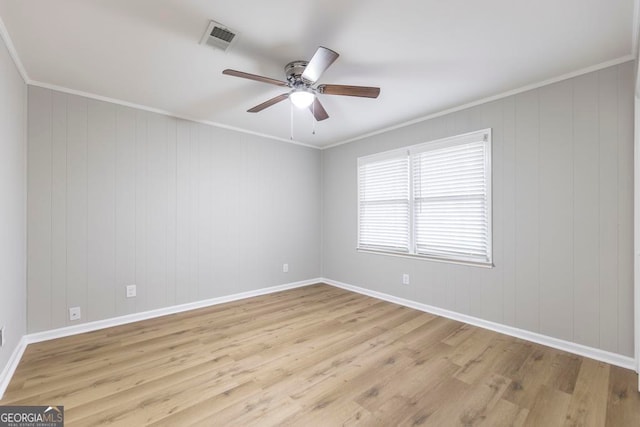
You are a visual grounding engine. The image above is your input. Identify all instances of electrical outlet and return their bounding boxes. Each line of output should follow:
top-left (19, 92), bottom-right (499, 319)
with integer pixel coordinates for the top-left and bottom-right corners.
top-left (126, 284), bottom-right (137, 298)
top-left (283, 263), bottom-right (289, 273)
top-left (0, 326), bottom-right (5, 347)
top-left (69, 307), bottom-right (81, 321)
top-left (402, 274), bottom-right (410, 285)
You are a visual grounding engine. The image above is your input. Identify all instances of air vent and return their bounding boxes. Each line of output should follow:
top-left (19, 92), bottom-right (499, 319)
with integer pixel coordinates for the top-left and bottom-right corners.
top-left (200, 20), bottom-right (238, 52)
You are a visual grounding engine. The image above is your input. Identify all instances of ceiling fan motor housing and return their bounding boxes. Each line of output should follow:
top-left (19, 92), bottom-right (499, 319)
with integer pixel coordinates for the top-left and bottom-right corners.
top-left (285, 61), bottom-right (310, 86)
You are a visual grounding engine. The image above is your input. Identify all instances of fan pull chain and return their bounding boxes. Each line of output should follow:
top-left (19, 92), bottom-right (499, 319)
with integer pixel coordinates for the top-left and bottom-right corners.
top-left (312, 100), bottom-right (316, 135)
top-left (290, 102), bottom-right (294, 140)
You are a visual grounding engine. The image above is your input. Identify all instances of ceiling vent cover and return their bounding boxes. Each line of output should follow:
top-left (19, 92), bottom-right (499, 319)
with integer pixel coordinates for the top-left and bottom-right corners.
top-left (200, 20), bottom-right (238, 52)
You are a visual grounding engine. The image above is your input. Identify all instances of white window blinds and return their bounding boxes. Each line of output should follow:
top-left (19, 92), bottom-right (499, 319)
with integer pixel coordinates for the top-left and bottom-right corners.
top-left (357, 154), bottom-right (410, 252)
top-left (413, 137), bottom-right (491, 264)
top-left (357, 129), bottom-right (492, 266)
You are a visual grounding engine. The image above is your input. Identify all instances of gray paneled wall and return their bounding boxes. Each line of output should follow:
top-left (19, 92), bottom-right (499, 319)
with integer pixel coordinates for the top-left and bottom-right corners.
top-left (27, 87), bottom-right (321, 333)
top-left (322, 61), bottom-right (635, 356)
top-left (0, 34), bottom-right (27, 376)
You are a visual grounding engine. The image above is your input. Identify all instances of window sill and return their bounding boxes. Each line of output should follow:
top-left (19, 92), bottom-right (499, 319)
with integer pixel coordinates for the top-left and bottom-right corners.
top-left (356, 248), bottom-right (494, 269)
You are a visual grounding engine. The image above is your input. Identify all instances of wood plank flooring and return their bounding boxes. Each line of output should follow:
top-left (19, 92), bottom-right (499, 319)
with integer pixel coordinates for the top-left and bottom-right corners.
top-left (1, 284), bottom-right (638, 426)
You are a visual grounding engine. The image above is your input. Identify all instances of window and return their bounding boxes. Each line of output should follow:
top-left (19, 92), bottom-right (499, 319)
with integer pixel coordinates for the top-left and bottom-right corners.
top-left (358, 153), bottom-right (410, 252)
top-left (357, 129), bottom-right (492, 266)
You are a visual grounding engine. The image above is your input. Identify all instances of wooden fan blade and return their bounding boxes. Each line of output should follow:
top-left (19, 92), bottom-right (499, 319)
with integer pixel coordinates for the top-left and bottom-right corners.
top-left (247, 93), bottom-right (289, 113)
top-left (301, 47), bottom-right (339, 83)
top-left (223, 69), bottom-right (288, 87)
top-left (318, 84), bottom-right (380, 98)
top-left (309, 98), bottom-right (329, 121)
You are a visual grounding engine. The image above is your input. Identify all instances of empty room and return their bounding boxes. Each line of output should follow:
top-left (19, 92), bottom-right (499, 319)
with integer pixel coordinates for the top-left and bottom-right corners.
top-left (1, 0), bottom-right (640, 425)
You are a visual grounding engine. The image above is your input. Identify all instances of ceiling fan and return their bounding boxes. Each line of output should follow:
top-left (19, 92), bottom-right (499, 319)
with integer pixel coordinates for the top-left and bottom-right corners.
top-left (222, 46), bottom-right (380, 121)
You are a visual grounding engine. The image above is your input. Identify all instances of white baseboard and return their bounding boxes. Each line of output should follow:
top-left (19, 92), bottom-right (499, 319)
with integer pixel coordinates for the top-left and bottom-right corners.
top-left (0, 336), bottom-right (28, 401)
top-left (2, 276), bottom-right (635, 400)
top-left (323, 278), bottom-right (637, 371)
top-left (1, 278), bottom-right (321, 399)
top-left (27, 278), bottom-right (322, 344)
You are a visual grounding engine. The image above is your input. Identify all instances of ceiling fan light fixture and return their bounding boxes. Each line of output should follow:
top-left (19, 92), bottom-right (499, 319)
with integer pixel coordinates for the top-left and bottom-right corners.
top-left (289, 89), bottom-right (315, 109)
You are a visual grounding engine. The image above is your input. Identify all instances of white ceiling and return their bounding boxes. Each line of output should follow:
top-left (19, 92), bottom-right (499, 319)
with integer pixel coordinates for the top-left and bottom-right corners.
top-left (0, 0), bottom-right (635, 148)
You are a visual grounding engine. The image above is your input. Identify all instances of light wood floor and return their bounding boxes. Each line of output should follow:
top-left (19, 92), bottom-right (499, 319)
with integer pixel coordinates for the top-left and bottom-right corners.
top-left (1, 284), bottom-right (639, 426)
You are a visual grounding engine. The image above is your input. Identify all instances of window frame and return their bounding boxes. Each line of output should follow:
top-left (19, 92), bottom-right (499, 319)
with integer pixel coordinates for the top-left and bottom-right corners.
top-left (356, 129), bottom-right (493, 268)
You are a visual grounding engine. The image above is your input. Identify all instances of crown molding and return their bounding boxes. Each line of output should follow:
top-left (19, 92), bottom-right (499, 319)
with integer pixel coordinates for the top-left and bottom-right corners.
top-left (28, 79), bottom-right (318, 149)
top-left (0, 14), bottom-right (28, 83)
top-left (323, 55), bottom-right (635, 150)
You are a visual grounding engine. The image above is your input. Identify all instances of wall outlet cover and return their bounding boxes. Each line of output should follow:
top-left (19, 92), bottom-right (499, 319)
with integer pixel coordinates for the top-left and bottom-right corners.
top-left (0, 326), bottom-right (4, 347)
top-left (402, 274), bottom-right (410, 285)
top-left (126, 284), bottom-right (137, 298)
top-left (283, 264), bottom-right (289, 273)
